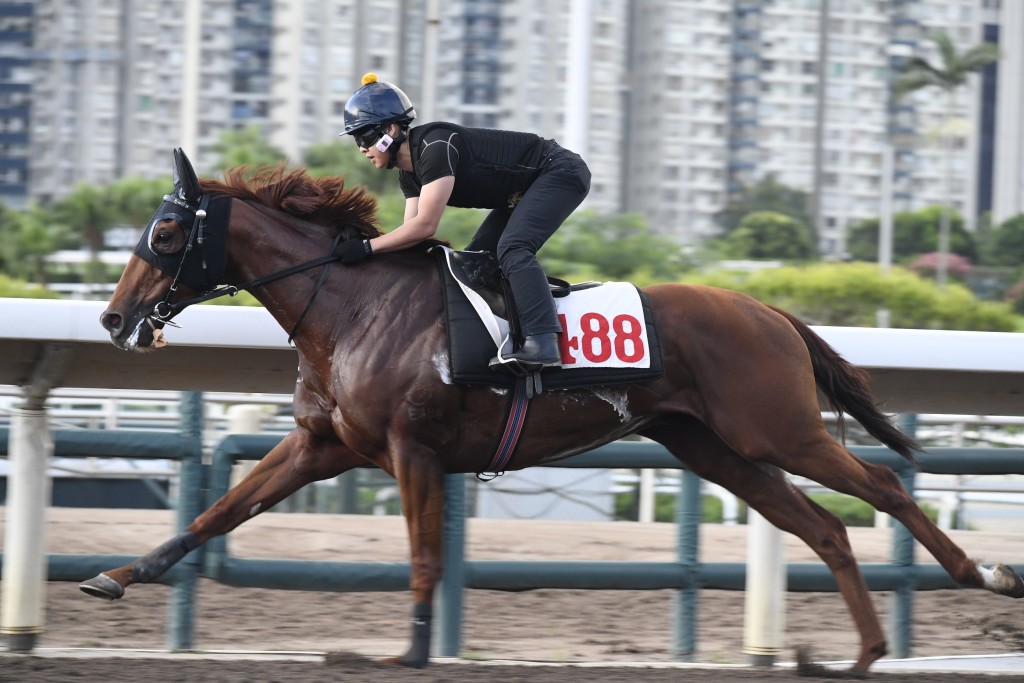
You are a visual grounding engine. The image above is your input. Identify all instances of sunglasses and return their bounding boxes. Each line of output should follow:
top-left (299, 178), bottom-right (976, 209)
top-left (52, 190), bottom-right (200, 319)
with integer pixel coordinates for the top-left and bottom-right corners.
top-left (352, 127), bottom-right (384, 148)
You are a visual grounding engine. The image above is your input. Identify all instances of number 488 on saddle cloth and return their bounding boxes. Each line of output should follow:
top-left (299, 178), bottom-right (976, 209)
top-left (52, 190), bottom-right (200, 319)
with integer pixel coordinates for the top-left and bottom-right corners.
top-left (555, 283), bottom-right (650, 369)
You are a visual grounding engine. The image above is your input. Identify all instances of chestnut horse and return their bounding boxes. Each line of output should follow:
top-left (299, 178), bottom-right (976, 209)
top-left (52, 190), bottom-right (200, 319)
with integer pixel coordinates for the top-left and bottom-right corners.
top-left (83, 149), bottom-right (1022, 671)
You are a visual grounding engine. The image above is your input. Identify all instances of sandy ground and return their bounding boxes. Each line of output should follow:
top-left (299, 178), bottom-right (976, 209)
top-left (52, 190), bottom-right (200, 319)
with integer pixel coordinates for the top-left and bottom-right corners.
top-left (1, 508), bottom-right (1023, 681)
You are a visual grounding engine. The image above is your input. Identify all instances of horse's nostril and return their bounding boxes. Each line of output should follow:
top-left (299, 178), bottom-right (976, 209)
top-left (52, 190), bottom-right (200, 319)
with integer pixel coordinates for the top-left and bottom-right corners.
top-left (101, 312), bottom-right (123, 333)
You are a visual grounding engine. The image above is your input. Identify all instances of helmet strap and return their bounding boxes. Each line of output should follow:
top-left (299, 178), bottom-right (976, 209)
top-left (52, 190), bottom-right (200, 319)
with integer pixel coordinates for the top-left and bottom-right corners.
top-left (386, 129), bottom-right (407, 170)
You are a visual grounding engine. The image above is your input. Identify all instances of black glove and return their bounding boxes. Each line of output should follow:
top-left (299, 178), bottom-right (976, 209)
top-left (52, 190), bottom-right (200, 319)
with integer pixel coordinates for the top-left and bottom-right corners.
top-left (338, 238), bottom-right (373, 265)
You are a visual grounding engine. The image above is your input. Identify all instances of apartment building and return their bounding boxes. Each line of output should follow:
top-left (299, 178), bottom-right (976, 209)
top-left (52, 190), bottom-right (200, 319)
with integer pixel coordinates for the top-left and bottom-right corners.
top-left (626, 0), bottom-right (985, 254)
top-left (7, 0), bottom-right (1008, 259)
top-left (0, 3), bottom-right (32, 210)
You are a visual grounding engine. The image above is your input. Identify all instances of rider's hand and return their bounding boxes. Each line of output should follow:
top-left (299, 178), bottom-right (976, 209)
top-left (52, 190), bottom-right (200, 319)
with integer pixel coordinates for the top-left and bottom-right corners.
top-left (338, 238), bottom-right (373, 265)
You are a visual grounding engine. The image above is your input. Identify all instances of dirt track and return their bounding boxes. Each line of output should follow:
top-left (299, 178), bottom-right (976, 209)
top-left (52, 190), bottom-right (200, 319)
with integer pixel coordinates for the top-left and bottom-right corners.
top-left (0, 509), bottom-right (1022, 682)
top-left (0, 651), bottom-right (1012, 683)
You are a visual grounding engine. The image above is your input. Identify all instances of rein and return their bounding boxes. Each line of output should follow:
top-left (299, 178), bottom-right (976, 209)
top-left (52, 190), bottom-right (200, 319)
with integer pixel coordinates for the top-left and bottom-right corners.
top-left (150, 193), bottom-right (350, 344)
top-left (157, 232), bottom-right (346, 344)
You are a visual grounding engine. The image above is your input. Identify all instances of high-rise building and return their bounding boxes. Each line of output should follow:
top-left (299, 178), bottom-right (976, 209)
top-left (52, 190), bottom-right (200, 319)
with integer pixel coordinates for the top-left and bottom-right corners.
top-left (626, 0), bottom-right (985, 255)
top-left (991, 0), bottom-right (1023, 224)
top-left (0, 3), bottom-right (32, 210)
top-left (268, 0), bottom-right (425, 164)
top-left (627, 1), bottom-right (732, 243)
top-left (11, 0), bottom-right (1003, 261)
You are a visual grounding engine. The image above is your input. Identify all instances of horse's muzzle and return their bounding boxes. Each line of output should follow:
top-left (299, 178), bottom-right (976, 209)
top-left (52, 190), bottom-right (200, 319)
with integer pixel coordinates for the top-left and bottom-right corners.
top-left (100, 308), bottom-right (162, 352)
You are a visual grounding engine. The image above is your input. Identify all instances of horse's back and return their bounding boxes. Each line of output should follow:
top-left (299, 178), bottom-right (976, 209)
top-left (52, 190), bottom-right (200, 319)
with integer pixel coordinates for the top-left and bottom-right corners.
top-left (642, 282), bottom-right (803, 351)
top-left (640, 282), bottom-right (822, 428)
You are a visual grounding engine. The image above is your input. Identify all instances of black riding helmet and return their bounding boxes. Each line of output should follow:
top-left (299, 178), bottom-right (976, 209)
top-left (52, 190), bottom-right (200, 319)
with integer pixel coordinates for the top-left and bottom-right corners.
top-left (342, 73), bottom-right (416, 135)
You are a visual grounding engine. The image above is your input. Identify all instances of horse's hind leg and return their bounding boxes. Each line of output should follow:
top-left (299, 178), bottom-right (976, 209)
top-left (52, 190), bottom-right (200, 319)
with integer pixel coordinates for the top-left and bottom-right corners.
top-left (80, 429), bottom-right (362, 600)
top-left (770, 430), bottom-right (1024, 599)
top-left (643, 420), bottom-right (888, 673)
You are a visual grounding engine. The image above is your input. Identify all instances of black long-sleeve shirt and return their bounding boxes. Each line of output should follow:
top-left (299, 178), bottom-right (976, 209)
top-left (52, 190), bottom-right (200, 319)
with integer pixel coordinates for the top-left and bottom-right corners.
top-left (399, 122), bottom-right (552, 210)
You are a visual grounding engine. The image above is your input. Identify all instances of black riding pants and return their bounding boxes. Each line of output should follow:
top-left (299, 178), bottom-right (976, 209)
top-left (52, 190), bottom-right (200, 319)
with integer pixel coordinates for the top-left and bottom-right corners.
top-left (465, 144), bottom-right (591, 336)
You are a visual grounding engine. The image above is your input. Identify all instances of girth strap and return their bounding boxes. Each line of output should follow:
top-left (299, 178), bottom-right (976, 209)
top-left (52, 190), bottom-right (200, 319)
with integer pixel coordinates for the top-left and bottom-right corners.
top-left (477, 378), bottom-right (530, 481)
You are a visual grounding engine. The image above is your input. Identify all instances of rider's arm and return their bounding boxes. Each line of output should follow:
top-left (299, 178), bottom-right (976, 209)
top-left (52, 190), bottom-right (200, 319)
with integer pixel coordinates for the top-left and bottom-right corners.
top-left (368, 175), bottom-right (455, 254)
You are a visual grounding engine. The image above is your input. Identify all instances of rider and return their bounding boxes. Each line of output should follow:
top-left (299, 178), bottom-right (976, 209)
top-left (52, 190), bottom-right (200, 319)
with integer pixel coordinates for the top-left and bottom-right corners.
top-left (337, 73), bottom-right (591, 370)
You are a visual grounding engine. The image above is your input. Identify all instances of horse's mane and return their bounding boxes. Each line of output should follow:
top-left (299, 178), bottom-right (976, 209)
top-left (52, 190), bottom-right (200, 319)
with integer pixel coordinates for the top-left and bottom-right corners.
top-left (200, 166), bottom-right (446, 251)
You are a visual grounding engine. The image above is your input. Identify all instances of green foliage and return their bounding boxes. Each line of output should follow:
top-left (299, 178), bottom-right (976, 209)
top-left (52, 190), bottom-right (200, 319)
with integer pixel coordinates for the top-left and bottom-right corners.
top-left (809, 493), bottom-right (875, 527)
top-left (108, 176), bottom-right (172, 228)
top-left (540, 210), bottom-right (687, 284)
top-left (613, 489), bottom-right (732, 523)
top-left (808, 493), bottom-right (942, 528)
top-left (0, 204), bottom-right (69, 284)
top-left (683, 262), bottom-right (1017, 331)
top-left (1005, 280), bottom-right (1024, 316)
top-left (846, 206), bottom-right (977, 262)
top-left (986, 214), bottom-right (1024, 268)
top-left (719, 211), bottom-right (816, 260)
top-left (371, 192), bottom-right (487, 249)
top-left (212, 124), bottom-right (287, 172)
top-left (51, 183), bottom-right (116, 255)
top-left (0, 276), bottom-right (60, 299)
top-left (303, 140), bottom-right (397, 196)
top-left (717, 174), bottom-right (815, 243)
top-left (437, 207), bottom-right (489, 248)
top-left (896, 30), bottom-right (1000, 99)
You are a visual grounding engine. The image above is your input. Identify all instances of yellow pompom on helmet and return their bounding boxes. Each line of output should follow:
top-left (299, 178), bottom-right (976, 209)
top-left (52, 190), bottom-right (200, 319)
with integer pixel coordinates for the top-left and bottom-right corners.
top-left (342, 72), bottom-right (417, 135)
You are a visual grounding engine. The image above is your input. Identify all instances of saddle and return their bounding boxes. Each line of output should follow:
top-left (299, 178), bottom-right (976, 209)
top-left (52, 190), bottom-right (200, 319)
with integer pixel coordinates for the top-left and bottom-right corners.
top-left (434, 247), bottom-right (664, 393)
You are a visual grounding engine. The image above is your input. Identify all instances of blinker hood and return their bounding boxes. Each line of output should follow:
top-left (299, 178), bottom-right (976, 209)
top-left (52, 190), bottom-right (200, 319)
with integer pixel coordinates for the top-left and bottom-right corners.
top-left (133, 194), bottom-right (231, 293)
top-left (132, 148), bottom-right (231, 294)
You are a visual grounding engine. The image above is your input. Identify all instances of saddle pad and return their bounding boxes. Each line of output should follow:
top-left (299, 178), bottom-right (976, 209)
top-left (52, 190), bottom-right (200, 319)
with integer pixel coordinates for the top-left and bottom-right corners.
top-left (436, 248), bottom-right (664, 391)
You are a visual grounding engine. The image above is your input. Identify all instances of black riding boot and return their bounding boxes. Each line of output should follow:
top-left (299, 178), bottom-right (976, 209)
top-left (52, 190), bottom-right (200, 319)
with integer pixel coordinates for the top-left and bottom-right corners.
top-left (491, 267), bottom-right (562, 369)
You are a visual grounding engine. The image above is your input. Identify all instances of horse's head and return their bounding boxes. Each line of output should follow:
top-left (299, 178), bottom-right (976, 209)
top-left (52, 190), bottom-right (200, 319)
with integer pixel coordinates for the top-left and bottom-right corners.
top-left (101, 148), bottom-right (232, 351)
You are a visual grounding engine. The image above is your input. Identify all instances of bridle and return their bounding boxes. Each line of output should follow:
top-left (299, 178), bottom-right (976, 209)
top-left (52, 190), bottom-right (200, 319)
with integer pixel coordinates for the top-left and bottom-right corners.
top-left (139, 190), bottom-right (352, 345)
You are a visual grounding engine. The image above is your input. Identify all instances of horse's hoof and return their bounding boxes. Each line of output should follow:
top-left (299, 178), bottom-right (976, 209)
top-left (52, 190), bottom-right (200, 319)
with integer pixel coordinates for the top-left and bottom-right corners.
top-left (376, 654), bottom-right (428, 669)
top-left (79, 573), bottom-right (125, 600)
top-left (993, 564), bottom-right (1024, 598)
top-left (979, 563), bottom-right (1024, 598)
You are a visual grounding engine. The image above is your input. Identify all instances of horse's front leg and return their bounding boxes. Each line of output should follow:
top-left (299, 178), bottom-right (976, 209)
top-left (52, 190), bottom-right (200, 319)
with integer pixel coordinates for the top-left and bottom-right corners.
top-left (80, 429), bottom-right (362, 600)
top-left (381, 443), bottom-right (446, 668)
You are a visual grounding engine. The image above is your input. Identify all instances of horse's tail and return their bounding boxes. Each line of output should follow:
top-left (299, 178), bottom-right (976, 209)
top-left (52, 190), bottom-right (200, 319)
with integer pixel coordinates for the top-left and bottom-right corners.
top-left (770, 305), bottom-right (921, 463)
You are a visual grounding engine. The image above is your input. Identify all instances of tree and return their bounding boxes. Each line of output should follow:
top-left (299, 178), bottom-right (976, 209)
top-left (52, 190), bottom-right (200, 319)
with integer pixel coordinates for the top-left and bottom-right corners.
top-left (846, 206), bottom-right (976, 263)
top-left (541, 211), bottom-right (685, 282)
top-left (716, 174), bottom-right (816, 245)
top-left (719, 211), bottom-right (816, 260)
top-left (896, 29), bottom-right (999, 287)
top-left (51, 183), bottom-right (116, 282)
top-left (985, 214), bottom-right (1024, 268)
top-left (108, 176), bottom-right (172, 229)
top-left (683, 262), bottom-right (1017, 331)
top-left (213, 124), bottom-right (287, 172)
top-left (303, 140), bottom-right (396, 196)
top-left (0, 205), bottom-right (69, 284)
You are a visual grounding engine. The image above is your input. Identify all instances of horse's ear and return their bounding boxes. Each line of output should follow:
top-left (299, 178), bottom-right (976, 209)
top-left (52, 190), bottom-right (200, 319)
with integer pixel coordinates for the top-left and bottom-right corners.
top-left (172, 147), bottom-right (202, 202)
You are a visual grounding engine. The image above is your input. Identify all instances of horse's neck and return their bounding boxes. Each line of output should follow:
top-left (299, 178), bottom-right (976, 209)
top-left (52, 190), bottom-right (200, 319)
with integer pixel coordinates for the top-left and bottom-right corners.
top-left (226, 204), bottom-right (437, 356)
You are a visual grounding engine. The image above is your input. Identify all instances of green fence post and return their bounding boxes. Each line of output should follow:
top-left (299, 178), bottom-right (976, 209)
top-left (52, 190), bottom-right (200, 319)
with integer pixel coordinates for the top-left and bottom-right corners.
top-left (337, 470), bottom-right (359, 514)
top-left (168, 391), bottom-right (204, 650)
top-left (890, 413), bottom-right (918, 659)
top-left (437, 473), bottom-right (467, 657)
top-left (672, 468), bottom-right (701, 660)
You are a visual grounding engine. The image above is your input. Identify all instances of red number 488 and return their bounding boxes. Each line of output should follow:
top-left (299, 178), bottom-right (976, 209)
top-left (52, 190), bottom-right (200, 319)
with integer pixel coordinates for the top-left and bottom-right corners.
top-left (558, 313), bottom-right (645, 365)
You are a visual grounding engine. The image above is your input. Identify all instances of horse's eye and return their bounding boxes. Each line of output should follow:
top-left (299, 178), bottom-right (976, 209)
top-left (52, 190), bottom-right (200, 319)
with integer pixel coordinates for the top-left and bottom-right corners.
top-left (151, 220), bottom-right (181, 253)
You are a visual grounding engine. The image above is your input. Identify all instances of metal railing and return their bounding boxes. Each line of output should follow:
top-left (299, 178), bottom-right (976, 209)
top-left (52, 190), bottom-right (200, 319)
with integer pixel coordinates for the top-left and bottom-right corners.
top-left (4, 423), bottom-right (1021, 659)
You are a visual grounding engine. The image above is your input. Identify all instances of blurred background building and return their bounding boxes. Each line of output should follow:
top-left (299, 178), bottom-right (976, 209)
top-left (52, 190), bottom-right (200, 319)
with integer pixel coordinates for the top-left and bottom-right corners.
top-left (2, 0), bottom-right (1021, 258)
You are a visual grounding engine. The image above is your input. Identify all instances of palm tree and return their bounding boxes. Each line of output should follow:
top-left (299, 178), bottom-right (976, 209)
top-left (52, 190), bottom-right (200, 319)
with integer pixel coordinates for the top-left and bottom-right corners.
top-left (896, 29), bottom-right (999, 287)
top-left (0, 204), bottom-right (69, 285)
top-left (108, 176), bottom-right (172, 230)
top-left (50, 183), bottom-right (117, 284)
